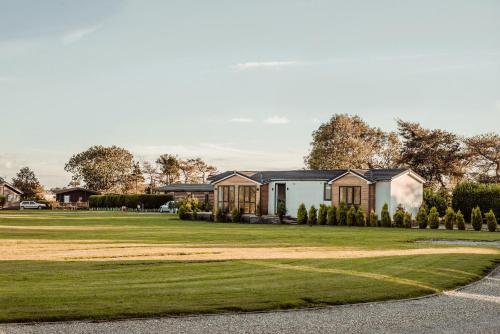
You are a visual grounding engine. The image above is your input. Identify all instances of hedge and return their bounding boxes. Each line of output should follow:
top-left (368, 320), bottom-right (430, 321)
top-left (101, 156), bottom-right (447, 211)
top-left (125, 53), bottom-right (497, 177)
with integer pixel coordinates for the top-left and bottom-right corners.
top-left (88, 194), bottom-right (174, 209)
top-left (452, 182), bottom-right (500, 221)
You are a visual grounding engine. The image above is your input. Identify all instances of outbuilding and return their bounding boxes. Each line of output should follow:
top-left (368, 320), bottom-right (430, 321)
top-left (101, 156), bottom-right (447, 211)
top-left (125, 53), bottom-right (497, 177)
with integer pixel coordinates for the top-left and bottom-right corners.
top-left (54, 187), bottom-right (100, 206)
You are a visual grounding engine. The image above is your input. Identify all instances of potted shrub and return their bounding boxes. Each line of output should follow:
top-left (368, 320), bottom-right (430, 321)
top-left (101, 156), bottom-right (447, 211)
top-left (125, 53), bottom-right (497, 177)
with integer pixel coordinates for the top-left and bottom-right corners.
top-left (428, 207), bottom-right (440, 229)
top-left (230, 208), bottom-right (240, 223)
top-left (277, 202), bottom-right (287, 223)
top-left (381, 203), bottom-right (391, 227)
top-left (318, 204), bottom-right (328, 225)
top-left (297, 203), bottom-right (308, 225)
top-left (403, 212), bottom-right (412, 228)
top-left (393, 208), bottom-right (405, 228)
top-left (444, 207), bottom-right (456, 230)
top-left (471, 206), bottom-right (483, 231)
top-left (337, 201), bottom-right (348, 226)
top-left (369, 210), bottom-right (378, 227)
top-left (327, 205), bottom-right (337, 225)
top-left (485, 209), bottom-right (497, 232)
top-left (456, 210), bottom-right (466, 230)
top-left (308, 206), bottom-right (317, 226)
top-left (356, 207), bottom-right (366, 227)
top-left (416, 207), bottom-right (428, 229)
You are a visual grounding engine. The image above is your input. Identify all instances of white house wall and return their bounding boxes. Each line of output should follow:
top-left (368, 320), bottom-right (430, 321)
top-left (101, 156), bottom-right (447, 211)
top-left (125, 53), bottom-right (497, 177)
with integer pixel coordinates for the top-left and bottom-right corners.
top-left (389, 174), bottom-right (423, 217)
top-left (375, 181), bottom-right (391, 217)
top-left (267, 181), bottom-right (331, 218)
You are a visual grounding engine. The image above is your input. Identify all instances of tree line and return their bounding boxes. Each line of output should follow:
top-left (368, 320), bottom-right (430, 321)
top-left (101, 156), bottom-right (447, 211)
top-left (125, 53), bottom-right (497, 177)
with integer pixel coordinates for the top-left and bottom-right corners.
top-left (305, 114), bottom-right (499, 189)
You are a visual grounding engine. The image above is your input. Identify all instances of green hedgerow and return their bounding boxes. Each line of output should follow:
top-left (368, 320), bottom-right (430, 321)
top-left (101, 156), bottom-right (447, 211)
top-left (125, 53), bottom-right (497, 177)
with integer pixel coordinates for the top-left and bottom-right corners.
top-left (308, 206), bottom-right (317, 226)
top-left (471, 206), bottom-right (483, 231)
top-left (381, 203), bottom-right (391, 227)
top-left (403, 212), bottom-right (412, 228)
top-left (327, 205), bottom-right (337, 225)
top-left (318, 204), bottom-right (328, 225)
top-left (485, 209), bottom-right (497, 232)
top-left (369, 210), bottom-right (378, 227)
top-left (356, 207), bottom-right (366, 227)
top-left (444, 207), bottom-right (456, 230)
top-left (393, 208), bottom-right (405, 228)
top-left (428, 207), bottom-right (440, 229)
top-left (416, 207), bottom-right (428, 229)
top-left (456, 210), bottom-right (466, 230)
top-left (297, 203), bottom-right (308, 225)
top-left (337, 201), bottom-right (348, 226)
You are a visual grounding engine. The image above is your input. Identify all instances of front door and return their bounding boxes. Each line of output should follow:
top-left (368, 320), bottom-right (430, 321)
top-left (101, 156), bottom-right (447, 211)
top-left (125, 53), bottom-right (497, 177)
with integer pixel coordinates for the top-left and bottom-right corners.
top-left (275, 183), bottom-right (286, 214)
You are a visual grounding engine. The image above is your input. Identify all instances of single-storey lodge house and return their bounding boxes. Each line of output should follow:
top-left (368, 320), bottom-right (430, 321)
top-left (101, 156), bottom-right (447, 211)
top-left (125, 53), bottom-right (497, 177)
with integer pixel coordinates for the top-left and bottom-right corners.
top-left (208, 169), bottom-right (424, 218)
top-left (0, 181), bottom-right (23, 209)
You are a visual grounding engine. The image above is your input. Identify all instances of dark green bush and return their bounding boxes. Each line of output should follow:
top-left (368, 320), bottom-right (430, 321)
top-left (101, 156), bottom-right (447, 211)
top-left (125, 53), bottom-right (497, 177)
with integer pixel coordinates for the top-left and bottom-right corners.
top-left (369, 210), bottom-right (378, 227)
top-left (456, 210), bottom-right (466, 230)
top-left (428, 207), bottom-right (440, 229)
top-left (346, 207), bottom-right (356, 226)
top-left (485, 209), bottom-right (497, 232)
top-left (471, 206), bottom-right (483, 231)
top-left (393, 208), bottom-right (405, 228)
top-left (88, 194), bottom-right (174, 209)
top-left (277, 202), bottom-right (287, 223)
top-left (337, 201), bottom-right (348, 226)
top-left (444, 207), bottom-right (456, 230)
top-left (416, 207), bottom-right (428, 229)
top-left (452, 182), bottom-right (500, 220)
top-left (327, 205), bottom-right (337, 225)
top-left (381, 203), bottom-right (391, 227)
top-left (215, 207), bottom-right (225, 222)
top-left (356, 207), bottom-right (366, 227)
top-left (423, 188), bottom-right (449, 216)
top-left (403, 212), bottom-right (412, 228)
top-left (297, 203), bottom-right (308, 225)
top-left (308, 206), bottom-right (317, 226)
top-left (230, 208), bottom-right (240, 223)
top-left (318, 204), bottom-right (328, 225)
top-left (178, 204), bottom-right (188, 220)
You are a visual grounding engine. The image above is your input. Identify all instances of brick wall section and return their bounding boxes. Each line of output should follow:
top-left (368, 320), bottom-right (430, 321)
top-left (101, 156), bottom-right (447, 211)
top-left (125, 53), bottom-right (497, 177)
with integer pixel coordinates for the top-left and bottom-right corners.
top-left (260, 184), bottom-right (269, 214)
top-left (331, 174), bottom-right (371, 214)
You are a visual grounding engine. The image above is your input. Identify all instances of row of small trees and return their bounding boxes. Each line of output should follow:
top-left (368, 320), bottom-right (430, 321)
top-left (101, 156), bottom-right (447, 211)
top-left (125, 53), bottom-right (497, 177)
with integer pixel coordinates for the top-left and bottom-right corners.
top-left (415, 206), bottom-right (497, 232)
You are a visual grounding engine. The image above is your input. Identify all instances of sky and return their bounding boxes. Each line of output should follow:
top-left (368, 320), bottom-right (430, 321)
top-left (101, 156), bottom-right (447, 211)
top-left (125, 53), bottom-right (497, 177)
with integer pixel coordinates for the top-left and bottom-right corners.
top-left (0, 0), bottom-right (499, 188)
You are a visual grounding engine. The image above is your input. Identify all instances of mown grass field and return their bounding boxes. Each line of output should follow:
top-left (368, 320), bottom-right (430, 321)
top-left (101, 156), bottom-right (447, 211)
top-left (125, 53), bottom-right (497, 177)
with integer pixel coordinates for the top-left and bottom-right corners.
top-left (0, 211), bottom-right (499, 322)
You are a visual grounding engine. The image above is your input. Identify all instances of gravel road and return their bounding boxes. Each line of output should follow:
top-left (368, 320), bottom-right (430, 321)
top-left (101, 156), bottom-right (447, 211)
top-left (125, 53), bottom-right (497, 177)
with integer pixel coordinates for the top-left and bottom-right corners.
top-left (2, 267), bottom-right (499, 334)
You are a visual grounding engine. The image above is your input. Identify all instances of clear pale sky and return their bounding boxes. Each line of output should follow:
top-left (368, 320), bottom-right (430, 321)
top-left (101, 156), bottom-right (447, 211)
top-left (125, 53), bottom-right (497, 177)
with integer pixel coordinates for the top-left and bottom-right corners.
top-left (1, 0), bottom-right (499, 188)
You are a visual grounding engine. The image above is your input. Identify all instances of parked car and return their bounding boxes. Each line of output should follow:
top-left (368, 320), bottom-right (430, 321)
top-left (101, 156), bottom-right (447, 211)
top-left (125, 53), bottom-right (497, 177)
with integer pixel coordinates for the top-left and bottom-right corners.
top-left (159, 201), bottom-right (177, 213)
top-left (20, 201), bottom-right (47, 210)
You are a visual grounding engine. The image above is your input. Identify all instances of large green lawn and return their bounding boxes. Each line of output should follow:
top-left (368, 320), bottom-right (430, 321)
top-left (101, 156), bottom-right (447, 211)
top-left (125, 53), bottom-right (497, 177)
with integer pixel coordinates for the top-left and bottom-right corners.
top-left (0, 211), bottom-right (499, 322)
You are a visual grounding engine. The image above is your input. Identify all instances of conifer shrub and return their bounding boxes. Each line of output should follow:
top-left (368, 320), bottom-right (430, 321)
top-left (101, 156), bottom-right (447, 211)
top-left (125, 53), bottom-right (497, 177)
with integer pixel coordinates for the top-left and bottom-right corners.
top-left (485, 209), bottom-right (497, 232)
top-left (347, 207), bottom-right (356, 226)
top-left (416, 207), bottom-right (428, 229)
top-left (456, 210), bottom-right (466, 230)
top-left (393, 208), bottom-right (405, 228)
top-left (428, 207), bottom-right (440, 229)
top-left (337, 201), bottom-right (348, 226)
top-left (381, 203), bottom-right (391, 227)
top-left (369, 210), bottom-right (378, 227)
top-left (471, 206), bottom-right (483, 231)
top-left (215, 207), bottom-right (225, 222)
top-left (308, 206), bottom-right (317, 226)
top-left (297, 203), bottom-right (308, 225)
top-left (327, 205), bottom-right (337, 225)
top-left (231, 208), bottom-right (240, 223)
top-left (403, 212), bottom-right (412, 228)
top-left (277, 202), bottom-right (287, 223)
top-left (356, 207), bottom-right (366, 227)
top-left (318, 204), bottom-right (328, 225)
top-left (444, 207), bottom-right (456, 230)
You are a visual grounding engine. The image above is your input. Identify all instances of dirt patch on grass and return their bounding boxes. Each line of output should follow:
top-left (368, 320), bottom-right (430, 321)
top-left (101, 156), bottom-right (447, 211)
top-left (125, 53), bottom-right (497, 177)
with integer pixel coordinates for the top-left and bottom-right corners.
top-left (0, 239), bottom-right (498, 261)
top-left (0, 225), bottom-right (127, 231)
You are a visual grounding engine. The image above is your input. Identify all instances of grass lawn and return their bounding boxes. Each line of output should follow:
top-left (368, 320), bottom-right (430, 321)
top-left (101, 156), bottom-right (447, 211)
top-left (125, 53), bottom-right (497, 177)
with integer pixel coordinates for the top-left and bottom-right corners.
top-left (0, 211), bottom-right (499, 322)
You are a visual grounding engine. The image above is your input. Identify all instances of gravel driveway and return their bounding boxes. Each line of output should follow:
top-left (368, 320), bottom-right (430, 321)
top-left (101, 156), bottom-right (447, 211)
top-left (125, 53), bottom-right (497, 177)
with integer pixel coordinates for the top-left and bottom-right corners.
top-left (2, 268), bottom-right (499, 334)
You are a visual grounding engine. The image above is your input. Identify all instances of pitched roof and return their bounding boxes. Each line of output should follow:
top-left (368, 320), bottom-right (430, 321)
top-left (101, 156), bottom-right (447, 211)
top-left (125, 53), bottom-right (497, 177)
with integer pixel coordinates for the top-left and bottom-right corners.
top-left (53, 187), bottom-right (100, 195)
top-left (209, 168), bottom-right (422, 184)
top-left (155, 184), bottom-right (214, 192)
top-left (0, 182), bottom-right (23, 194)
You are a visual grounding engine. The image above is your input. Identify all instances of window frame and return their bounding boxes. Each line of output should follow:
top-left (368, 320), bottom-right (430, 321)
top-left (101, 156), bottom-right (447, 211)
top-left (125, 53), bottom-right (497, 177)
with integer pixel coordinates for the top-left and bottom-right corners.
top-left (323, 183), bottom-right (332, 201)
top-left (218, 185), bottom-right (235, 213)
top-left (238, 185), bottom-right (256, 214)
top-left (339, 186), bottom-right (362, 207)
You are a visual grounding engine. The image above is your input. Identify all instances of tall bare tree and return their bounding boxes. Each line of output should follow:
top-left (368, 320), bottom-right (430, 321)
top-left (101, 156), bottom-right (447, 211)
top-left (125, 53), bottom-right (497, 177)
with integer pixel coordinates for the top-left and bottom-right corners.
top-left (190, 157), bottom-right (218, 183)
top-left (142, 161), bottom-right (159, 193)
top-left (156, 154), bottom-right (180, 184)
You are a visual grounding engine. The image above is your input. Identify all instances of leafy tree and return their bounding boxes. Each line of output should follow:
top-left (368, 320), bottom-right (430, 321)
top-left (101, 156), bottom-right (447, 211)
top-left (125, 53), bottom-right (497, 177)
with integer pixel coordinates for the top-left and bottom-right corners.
top-left (444, 207), bottom-right (456, 230)
top-left (318, 204), bottom-right (328, 225)
top-left (308, 206), bottom-right (317, 226)
top-left (65, 145), bottom-right (135, 193)
top-left (423, 188), bottom-right (449, 216)
top-left (416, 207), bottom-right (428, 229)
top-left (464, 133), bottom-right (500, 183)
top-left (297, 203), bottom-right (308, 225)
top-left (142, 161), bottom-right (159, 194)
top-left (156, 154), bottom-right (181, 184)
top-left (403, 212), bottom-right (412, 228)
top-left (471, 206), bottom-right (483, 231)
top-left (452, 182), bottom-right (500, 220)
top-left (347, 207), bottom-right (356, 226)
top-left (356, 207), bottom-right (366, 227)
top-left (428, 207), bottom-right (440, 229)
top-left (393, 208), bottom-right (405, 228)
top-left (397, 120), bottom-right (466, 188)
top-left (11, 167), bottom-right (42, 199)
top-left (369, 210), bottom-right (378, 227)
top-left (456, 210), bottom-right (466, 230)
top-left (381, 203), bottom-right (392, 227)
top-left (327, 205), bottom-right (337, 225)
top-left (126, 161), bottom-right (145, 194)
top-left (337, 201), bottom-right (348, 226)
top-left (190, 158), bottom-right (218, 183)
top-left (485, 209), bottom-right (497, 232)
top-left (277, 201), bottom-right (287, 223)
top-left (305, 114), bottom-right (400, 169)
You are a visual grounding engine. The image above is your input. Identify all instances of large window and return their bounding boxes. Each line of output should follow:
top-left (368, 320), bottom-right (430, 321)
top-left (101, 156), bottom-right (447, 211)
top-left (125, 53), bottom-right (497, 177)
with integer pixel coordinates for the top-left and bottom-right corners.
top-left (218, 185), bottom-right (235, 213)
top-left (238, 186), bottom-right (256, 214)
top-left (339, 186), bottom-right (361, 206)
top-left (323, 183), bottom-right (332, 201)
